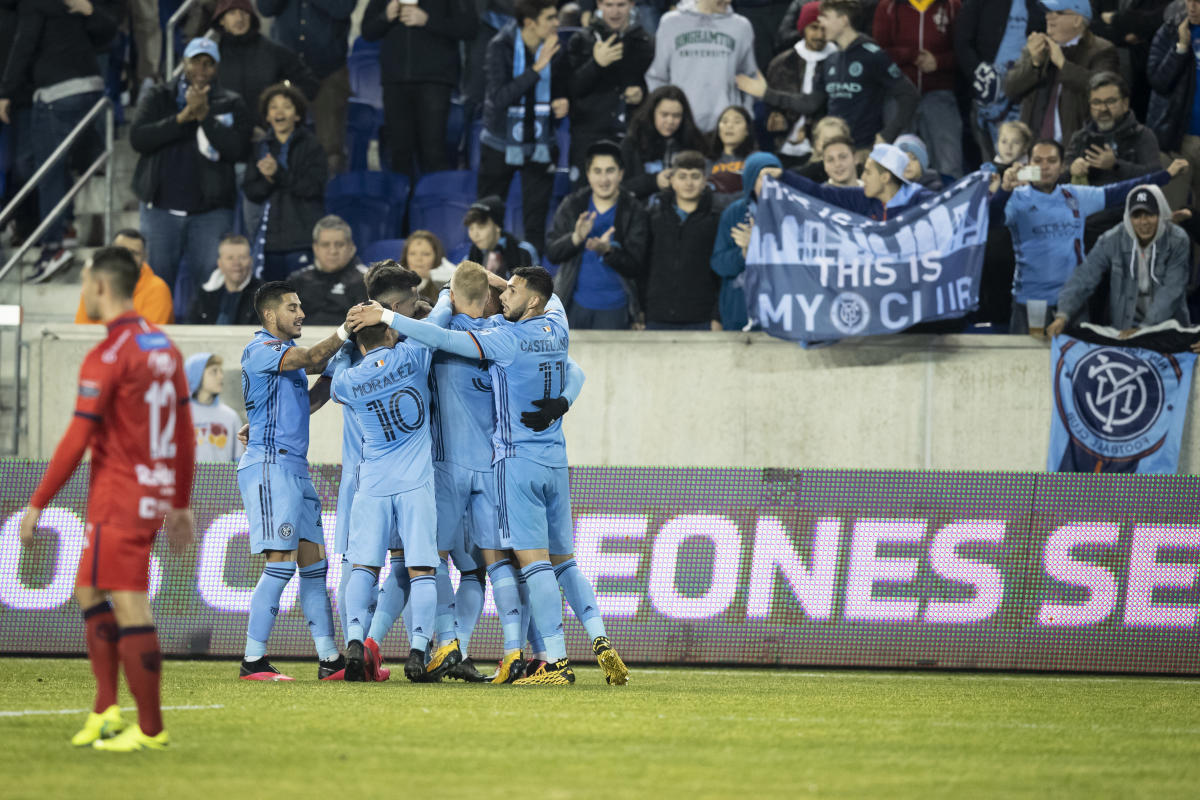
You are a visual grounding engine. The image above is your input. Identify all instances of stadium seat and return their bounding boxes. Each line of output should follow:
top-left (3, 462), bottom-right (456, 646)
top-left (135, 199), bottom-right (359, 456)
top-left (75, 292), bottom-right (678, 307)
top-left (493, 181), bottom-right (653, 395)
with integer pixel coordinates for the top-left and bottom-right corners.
top-left (410, 170), bottom-right (477, 254)
top-left (346, 102), bottom-right (383, 173)
top-left (360, 238), bottom-right (407, 265)
top-left (447, 241), bottom-right (472, 264)
top-left (348, 38), bottom-right (383, 110)
top-left (325, 171), bottom-right (410, 251)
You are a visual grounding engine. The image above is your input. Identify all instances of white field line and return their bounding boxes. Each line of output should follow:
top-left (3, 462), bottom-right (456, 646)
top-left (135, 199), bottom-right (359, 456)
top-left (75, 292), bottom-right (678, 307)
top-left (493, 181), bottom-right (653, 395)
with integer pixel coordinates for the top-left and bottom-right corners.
top-left (0, 704), bottom-right (224, 718)
top-left (633, 668), bottom-right (1199, 684)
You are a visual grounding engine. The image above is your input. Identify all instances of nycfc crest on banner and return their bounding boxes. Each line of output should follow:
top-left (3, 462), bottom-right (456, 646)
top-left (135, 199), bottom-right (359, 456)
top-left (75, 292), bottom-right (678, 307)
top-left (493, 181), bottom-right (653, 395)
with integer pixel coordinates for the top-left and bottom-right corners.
top-left (1049, 336), bottom-right (1197, 473)
top-left (744, 173), bottom-right (991, 343)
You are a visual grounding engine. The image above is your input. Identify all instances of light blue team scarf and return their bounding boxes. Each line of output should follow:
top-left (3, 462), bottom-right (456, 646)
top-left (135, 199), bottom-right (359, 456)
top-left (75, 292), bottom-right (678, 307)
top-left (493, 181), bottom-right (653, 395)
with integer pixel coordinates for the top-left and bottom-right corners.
top-left (176, 77), bottom-right (233, 161)
top-left (506, 34), bottom-right (553, 166)
top-left (252, 134), bottom-right (291, 277)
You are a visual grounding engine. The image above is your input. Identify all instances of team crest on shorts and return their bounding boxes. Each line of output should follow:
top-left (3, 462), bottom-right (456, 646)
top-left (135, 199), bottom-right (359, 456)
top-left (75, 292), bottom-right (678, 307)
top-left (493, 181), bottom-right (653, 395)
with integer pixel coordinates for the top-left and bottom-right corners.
top-left (278, 522), bottom-right (295, 539)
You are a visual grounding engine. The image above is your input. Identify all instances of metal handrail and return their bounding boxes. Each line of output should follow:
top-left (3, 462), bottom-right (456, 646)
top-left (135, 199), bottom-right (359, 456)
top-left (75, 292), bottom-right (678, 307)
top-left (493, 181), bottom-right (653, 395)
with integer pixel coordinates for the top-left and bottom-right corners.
top-left (165, 0), bottom-right (203, 79)
top-left (0, 97), bottom-right (114, 283)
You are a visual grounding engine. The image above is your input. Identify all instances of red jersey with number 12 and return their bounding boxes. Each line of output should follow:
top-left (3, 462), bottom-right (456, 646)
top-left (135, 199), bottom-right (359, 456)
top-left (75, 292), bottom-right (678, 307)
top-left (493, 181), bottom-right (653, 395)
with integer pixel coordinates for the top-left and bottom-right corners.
top-left (31, 313), bottom-right (194, 529)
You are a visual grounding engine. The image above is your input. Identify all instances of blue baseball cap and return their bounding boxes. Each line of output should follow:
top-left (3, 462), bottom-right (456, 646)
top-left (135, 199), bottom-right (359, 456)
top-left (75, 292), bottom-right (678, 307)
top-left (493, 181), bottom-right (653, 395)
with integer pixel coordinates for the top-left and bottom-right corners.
top-left (183, 37), bottom-right (220, 63)
top-left (1039, 0), bottom-right (1091, 21)
top-left (868, 144), bottom-right (913, 184)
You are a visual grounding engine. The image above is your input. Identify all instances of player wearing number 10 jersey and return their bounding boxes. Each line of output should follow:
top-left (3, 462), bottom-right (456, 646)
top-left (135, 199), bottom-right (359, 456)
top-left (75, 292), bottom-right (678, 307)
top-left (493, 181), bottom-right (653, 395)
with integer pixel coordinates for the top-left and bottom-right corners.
top-left (20, 247), bottom-right (196, 752)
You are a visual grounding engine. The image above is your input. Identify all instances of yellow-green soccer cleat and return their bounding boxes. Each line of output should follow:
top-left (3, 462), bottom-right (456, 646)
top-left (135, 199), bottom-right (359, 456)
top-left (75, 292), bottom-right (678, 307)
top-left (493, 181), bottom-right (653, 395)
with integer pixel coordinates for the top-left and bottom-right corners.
top-left (92, 725), bottom-right (170, 752)
top-left (71, 704), bottom-right (127, 746)
top-left (512, 657), bottom-right (575, 686)
top-left (489, 650), bottom-right (526, 684)
top-left (592, 636), bottom-right (630, 686)
top-left (424, 639), bottom-right (462, 681)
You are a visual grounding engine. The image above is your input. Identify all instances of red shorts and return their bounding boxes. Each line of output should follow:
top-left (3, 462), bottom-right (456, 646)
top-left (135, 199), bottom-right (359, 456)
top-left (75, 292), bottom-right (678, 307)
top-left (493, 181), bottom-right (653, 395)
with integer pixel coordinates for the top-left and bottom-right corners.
top-left (75, 522), bottom-right (156, 592)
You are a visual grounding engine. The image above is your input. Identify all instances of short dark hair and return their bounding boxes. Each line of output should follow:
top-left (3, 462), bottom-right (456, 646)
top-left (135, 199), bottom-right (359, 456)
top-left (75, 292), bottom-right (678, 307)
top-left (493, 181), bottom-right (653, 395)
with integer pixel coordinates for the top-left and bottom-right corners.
top-left (821, 135), bottom-right (855, 154)
top-left (819, 0), bottom-right (860, 22)
top-left (365, 261), bottom-right (421, 303)
top-left (672, 150), bottom-right (707, 172)
top-left (585, 139), bottom-right (624, 171)
top-left (90, 246), bottom-right (140, 299)
top-left (1030, 137), bottom-right (1065, 161)
top-left (112, 228), bottom-right (145, 243)
top-left (254, 280), bottom-right (297, 323)
top-left (512, 266), bottom-right (553, 302)
top-left (1088, 71), bottom-right (1129, 99)
top-left (258, 81), bottom-right (308, 124)
top-left (515, 0), bottom-right (555, 26)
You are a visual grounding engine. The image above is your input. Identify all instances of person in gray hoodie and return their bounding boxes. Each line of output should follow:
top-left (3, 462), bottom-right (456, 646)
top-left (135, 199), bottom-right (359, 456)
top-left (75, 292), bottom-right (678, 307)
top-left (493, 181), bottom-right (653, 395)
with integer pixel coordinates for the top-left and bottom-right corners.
top-left (644, 0), bottom-right (759, 133)
top-left (1048, 183), bottom-right (1192, 335)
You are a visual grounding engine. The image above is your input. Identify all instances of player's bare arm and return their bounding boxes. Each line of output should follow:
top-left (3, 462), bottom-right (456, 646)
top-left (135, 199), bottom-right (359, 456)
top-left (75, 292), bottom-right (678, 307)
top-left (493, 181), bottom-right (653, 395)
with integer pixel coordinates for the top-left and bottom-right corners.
top-left (279, 329), bottom-right (346, 375)
top-left (309, 375), bottom-right (332, 414)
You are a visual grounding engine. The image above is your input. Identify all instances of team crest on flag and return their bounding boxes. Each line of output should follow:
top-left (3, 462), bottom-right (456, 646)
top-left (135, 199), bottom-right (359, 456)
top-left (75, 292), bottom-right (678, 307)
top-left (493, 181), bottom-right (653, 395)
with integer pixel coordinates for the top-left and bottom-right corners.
top-left (1049, 336), bottom-right (1196, 473)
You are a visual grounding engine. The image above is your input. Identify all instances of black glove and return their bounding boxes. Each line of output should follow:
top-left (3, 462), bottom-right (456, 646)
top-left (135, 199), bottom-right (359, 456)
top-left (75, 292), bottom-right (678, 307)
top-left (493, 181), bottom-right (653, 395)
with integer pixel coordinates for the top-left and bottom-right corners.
top-left (521, 397), bottom-right (569, 432)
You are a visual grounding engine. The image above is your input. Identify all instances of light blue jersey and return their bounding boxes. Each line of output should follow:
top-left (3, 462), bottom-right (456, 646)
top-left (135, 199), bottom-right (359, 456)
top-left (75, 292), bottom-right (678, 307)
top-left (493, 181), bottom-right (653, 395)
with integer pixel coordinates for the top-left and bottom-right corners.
top-left (324, 343), bottom-right (363, 553)
top-left (331, 340), bottom-right (434, 495)
top-left (1005, 185), bottom-right (1106, 305)
top-left (430, 314), bottom-right (498, 471)
top-left (239, 329), bottom-right (311, 475)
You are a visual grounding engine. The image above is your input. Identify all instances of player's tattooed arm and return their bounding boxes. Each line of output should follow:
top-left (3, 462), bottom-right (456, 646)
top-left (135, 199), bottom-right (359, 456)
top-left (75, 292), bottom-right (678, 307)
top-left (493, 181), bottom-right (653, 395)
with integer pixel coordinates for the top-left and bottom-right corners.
top-left (278, 329), bottom-right (346, 374)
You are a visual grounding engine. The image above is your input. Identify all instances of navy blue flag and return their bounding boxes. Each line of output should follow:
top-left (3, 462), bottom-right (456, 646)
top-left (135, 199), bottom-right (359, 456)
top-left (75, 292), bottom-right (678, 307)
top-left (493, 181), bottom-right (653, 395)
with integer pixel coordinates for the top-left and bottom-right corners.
top-left (1049, 335), bottom-right (1196, 473)
top-left (744, 173), bottom-right (991, 343)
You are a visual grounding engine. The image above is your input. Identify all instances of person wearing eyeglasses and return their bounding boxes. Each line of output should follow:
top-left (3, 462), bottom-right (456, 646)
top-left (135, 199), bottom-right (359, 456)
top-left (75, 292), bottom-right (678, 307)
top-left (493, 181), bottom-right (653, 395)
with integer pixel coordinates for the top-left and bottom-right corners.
top-left (1065, 71), bottom-right (1162, 249)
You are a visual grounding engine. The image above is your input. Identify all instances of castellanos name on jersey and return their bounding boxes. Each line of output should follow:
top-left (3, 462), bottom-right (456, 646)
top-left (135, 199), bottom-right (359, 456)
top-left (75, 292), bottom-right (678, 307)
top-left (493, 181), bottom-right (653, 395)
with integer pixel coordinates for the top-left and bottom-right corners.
top-left (332, 340), bottom-right (433, 496)
top-left (471, 305), bottom-right (570, 468)
top-left (431, 313), bottom-right (496, 472)
top-left (240, 329), bottom-right (311, 474)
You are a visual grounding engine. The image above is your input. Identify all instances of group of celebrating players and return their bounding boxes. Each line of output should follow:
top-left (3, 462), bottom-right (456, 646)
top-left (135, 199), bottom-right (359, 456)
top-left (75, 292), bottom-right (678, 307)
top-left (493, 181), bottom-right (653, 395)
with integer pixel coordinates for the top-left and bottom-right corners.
top-left (18, 245), bottom-right (627, 753)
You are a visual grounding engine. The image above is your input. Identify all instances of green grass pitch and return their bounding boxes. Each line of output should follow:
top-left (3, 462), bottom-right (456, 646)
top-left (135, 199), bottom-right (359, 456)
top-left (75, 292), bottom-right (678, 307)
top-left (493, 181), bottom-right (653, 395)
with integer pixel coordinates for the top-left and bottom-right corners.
top-left (1, 658), bottom-right (1198, 798)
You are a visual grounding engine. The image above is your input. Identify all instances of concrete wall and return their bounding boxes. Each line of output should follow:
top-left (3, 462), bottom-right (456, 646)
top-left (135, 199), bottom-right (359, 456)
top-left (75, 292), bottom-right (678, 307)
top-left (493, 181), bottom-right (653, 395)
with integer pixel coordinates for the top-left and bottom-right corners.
top-left (22, 325), bottom-right (1200, 471)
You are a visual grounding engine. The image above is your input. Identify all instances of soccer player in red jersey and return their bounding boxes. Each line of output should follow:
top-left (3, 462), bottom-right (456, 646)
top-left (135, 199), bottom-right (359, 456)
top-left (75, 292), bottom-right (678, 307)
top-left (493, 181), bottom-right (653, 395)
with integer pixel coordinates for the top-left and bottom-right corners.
top-left (19, 247), bottom-right (196, 753)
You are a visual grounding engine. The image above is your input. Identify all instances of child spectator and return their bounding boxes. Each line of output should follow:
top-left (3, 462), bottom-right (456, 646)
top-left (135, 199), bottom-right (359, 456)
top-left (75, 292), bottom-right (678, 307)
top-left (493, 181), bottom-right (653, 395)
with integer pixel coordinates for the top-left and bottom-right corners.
top-left (186, 353), bottom-right (245, 463)
top-left (463, 196), bottom-right (539, 278)
top-left (708, 106), bottom-right (758, 195)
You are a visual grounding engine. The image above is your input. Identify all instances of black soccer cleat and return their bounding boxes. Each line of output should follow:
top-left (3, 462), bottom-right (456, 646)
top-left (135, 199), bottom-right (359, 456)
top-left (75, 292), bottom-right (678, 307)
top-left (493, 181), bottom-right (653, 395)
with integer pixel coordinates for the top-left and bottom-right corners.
top-left (404, 648), bottom-right (431, 683)
top-left (319, 654), bottom-right (346, 681)
top-left (344, 641), bottom-right (366, 682)
top-left (239, 658), bottom-right (294, 681)
top-left (447, 657), bottom-right (488, 683)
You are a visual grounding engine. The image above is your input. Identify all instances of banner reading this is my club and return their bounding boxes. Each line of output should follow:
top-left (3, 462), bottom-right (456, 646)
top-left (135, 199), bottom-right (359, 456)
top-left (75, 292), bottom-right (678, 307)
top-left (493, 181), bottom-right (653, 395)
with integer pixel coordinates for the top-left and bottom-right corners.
top-left (745, 173), bottom-right (991, 343)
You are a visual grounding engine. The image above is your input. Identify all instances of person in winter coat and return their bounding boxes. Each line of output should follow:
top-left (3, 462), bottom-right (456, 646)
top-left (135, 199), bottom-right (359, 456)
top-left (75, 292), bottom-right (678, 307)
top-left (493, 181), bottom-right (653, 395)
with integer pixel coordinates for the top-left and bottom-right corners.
top-left (565, 0), bottom-right (655, 180)
top-left (546, 140), bottom-right (648, 328)
top-left (1048, 183), bottom-right (1192, 332)
top-left (620, 84), bottom-right (707, 201)
top-left (1146, 0), bottom-right (1200, 210)
top-left (641, 150), bottom-right (723, 329)
top-left (873, 0), bottom-right (963, 178)
top-left (1089, 0), bottom-right (1172, 123)
top-left (710, 151), bottom-right (781, 330)
top-left (463, 195), bottom-right (538, 278)
top-left (760, 2), bottom-right (837, 165)
top-left (1003, 0), bottom-right (1118, 149)
top-left (186, 233), bottom-right (263, 325)
top-left (954, 0), bottom-right (1046, 162)
top-left (242, 82), bottom-right (328, 281)
top-left (361, 0), bottom-right (476, 177)
top-left (210, 0), bottom-right (318, 130)
top-left (285, 214), bottom-right (369, 325)
top-left (130, 38), bottom-right (252, 317)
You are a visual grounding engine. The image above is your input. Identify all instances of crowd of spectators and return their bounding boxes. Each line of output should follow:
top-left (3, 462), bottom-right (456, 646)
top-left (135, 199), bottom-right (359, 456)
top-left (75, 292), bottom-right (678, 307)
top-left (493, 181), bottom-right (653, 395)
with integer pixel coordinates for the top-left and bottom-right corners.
top-left (2, 0), bottom-right (1200, 337)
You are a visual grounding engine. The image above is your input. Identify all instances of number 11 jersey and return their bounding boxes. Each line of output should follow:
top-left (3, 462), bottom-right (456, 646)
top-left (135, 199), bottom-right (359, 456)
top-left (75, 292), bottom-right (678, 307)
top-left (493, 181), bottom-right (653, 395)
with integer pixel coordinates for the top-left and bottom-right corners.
top-left (331, 340), bottom-right (434, 496)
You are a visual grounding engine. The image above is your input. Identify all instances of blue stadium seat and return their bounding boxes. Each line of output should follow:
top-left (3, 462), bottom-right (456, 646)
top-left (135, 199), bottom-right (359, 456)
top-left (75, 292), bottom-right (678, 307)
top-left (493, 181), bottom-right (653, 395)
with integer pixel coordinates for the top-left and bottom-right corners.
top-left (467, 118), bottom-right (484, 172)
top-left (346, 102), bottom-right (383, 173)
top-left (360, 238), bottom-right (407, 265)
top-left (409, 170), bottom-right (477, 254)
top-left (325, 171), bottom-right (410, 250)
top-left (348, 38), bottom-right (383, 110)
top-left (446, 95), bottom-right (466, 163)
top-left (447, 241), bottom-right (472, 264)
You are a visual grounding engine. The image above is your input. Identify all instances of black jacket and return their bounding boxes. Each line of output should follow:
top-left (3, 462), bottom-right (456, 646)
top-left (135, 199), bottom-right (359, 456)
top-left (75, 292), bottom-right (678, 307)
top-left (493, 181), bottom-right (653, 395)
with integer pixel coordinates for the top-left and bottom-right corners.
top-left (546, 187), bottom-right (648, 315)
top-left (643, 189), bottom-right (721, 325)
top-left (242, 125), bottom-right (327, 252)
top-left (466, 232), bottom-right (536, 278)
top-left (1146, 6), bottom-right (1196, 152)
top-left (129, 79), bottom-right (252, 212)
top-left (953, 0), bottom-right (1045, 78)
top-left (186, 276), bottom-right (263, 325)
top-left (0, 0), bottom-right (116, 98)
top-left (0, 0), bottom-right (29, 106)
top-left (286, 260), bottom-right (369, 326)
top-left (482, 22), bottom-right (569, 144)
top-left (215, 28), bottom-right (319, 121)
top-left (361, 0), bottom-right (476, 86)
top-left (257, 0), bottom-right (355, 79)
top-left (565, 19), bottom-right (654, 143)
top-left (1065, 111), bottom-right (1162, 185)
top-left (620, 131), bottom-right (692, 201)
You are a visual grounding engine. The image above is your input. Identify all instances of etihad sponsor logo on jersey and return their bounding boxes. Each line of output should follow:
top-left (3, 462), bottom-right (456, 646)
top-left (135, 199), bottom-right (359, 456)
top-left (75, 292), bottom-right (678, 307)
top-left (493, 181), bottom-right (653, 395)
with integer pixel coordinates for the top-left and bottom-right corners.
top-left (520, 335), bottom-right (568, 353)
top-left (135, 463), bottom-right (176, 487)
